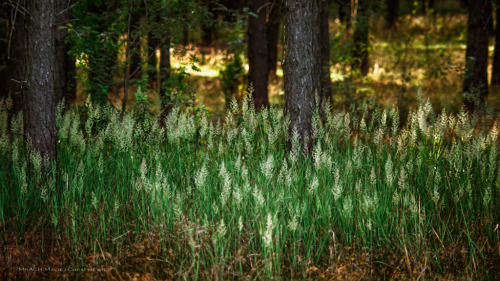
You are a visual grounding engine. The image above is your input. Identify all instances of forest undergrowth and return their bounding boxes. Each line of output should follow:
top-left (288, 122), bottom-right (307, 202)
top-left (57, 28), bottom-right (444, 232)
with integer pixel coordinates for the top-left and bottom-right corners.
top-left (0, 92), bottom-right (499, 280)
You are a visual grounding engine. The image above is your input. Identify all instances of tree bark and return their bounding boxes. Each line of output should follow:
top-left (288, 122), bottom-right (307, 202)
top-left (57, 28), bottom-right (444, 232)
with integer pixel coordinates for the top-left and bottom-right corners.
top-left (248, 0), bottom-right (269, 109)
top-left (422, 0), bottom-right (435, 13)
top-left (54, 0), bottom-right (76, 105)
top-left (267, 0), bottom-right (282, 79)
top-left (485, 0), bottom-right (494, 38)
top-left (284, 0), bottom-right (320, 154)
top-left (183, 26), bottom-right (189, 47)
top-left (201, 0), bottom-right (217, 46)
top-left (463, 0), bottom-right (490, 110)
top-left (352, 0), bottom-right (370, 76)
top-left (338, 0), bottom-right (351, 29)
top-left (492, 0), bottom-right (500, 86)
top-left (148, 36), bottom-right (160, 90)
top-left (320, 0), bottom-right (331, 101)
top-left (130, 9), bottom-right (143, 82)
top-left (159, 37), bottom-right (172, 119)
top-left (148, 32), bottom-right (171, 118)
top-left (24, 0), bottom-right (57, 170)
top-left (385, 0), bottom-right (399, 29)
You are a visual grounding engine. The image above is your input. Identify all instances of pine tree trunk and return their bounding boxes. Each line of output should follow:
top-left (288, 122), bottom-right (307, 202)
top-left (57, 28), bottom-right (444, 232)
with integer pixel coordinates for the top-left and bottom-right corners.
top-left (24, 0), bottom-right (57, 170)
top-left (248, 0), bottom-right (269, 109)
top-left (148, 36), bottom-right (160, 90)
top-left (201, 0), bottom-right (217, 46)
top-left (492, 0), bottom-right (500, 86)
top-left (183, 26), bottom-right (189, 47)
top-left (130, 12), bottom-right (142, 82)
top-left (385, 0), bottom-right (399, 29)
top-left (320, 0), bottom-right (331, 101)
top-left (159, 37), bottom-right (172, 119)
top-left (267, 0), bottom-right (282, 79)
top-left (463, 0), bottom-right (490, 110)
top-left (284, 0), bottom-right (320, 154)
top-left (353, 0), bottom-right (370, 76)
top-left (338, 0), bottom-right (351, 29)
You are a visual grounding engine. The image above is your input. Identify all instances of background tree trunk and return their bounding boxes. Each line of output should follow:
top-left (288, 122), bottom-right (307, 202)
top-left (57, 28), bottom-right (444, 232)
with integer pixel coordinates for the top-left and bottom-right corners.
top-left (385, 0), bottom-right (399, 29)
top-left (54, 0), bottom-right (76, 105)
top-left (463, 0), bottom-right (490, 110)
top-left (159, 37), bottom-right (172, 120)
top-left (284, 0), bottom-right (320, 153)
top-left (492, 0), bottom-right (500, 86)
top-left (422, 0), bottom-right (435, 13)
top-left (130, 9), bottom-right (143, 82)
top-left (201, 0), bottom-right (217, 46)
top-left (338, 0), bottom-right (351, 29)
top-left (148, 36), bottom-right (160, 91)
top-left (353, 0), bottom-right (370, 76)
top-left (320, 0), bottom-right (331, 101)
top-left (248, 0), bottom-right (269, 109)
top-left (24, 0), bottom-right (57, 170)
top-left (267, 0), bottom-right (282, 79)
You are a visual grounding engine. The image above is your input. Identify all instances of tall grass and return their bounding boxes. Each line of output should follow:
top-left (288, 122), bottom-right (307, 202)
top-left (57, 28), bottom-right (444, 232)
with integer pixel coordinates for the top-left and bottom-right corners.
top-left (0, 93), bottom-right (499, 279)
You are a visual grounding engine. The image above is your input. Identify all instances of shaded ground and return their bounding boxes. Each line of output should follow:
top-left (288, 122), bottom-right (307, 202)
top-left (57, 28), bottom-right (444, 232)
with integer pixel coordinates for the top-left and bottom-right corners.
top-left (2, 224), bottom-right (499, 280)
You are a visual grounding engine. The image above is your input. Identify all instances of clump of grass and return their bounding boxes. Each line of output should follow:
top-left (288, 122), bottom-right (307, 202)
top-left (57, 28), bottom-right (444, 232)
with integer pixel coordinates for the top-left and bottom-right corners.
top-left (0, 93), bottom-right (499, 279)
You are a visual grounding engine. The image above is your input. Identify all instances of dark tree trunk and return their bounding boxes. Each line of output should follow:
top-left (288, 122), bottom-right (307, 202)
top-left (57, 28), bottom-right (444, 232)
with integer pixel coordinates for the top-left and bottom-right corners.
top-left (248, 0), bottom-right (269, 109)
top-left (492, 0), bottom-right (500, 86)
top-left (24, 0), bottom-right (57, 170)
top-left (463, 0), bottom-right (490, 110)
top-left (201, 0), bottom-right (217, 46)
top-left (338, 0), bottom-right (351, 29)
top-left (422, 0), bottom-right (435, 13)
top-left (183, 26), bottom-right (189, 47)
top-left (284, 0), bottom-right (321, 153)
top-left (159, 37), bottom-right (172, 119)
top-left (353, 0), bottom-right (370, 76)
top-left (385, 0), bottom-right (399, 29)
top-left (148, 36), bottom-right (160, 90)
top-left (130, 11), bottom-right (143, 82)
top-left (487, 0), bottom-right (494, 38)
top-left (320, 0), bottom-right (331, 101)
top-left (149, 33), bottom-right (171, 118)
top-left (201, 27), bottom-right (214, 46)
top-left (54, 0), bottom-right (76, 105)
top-left (267, 0), bottom-right (282, 79)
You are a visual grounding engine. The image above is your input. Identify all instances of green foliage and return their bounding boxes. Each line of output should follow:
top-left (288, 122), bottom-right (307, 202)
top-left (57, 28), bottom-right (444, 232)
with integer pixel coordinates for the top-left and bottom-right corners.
top-left (162, 55), bottom-right (200, 111)
top-left (66, 0), bottom-right (205, 106)
top-left (219, 6), bottom-right (248, 103)
top-left (220, 54), bottom-right (245, 102)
